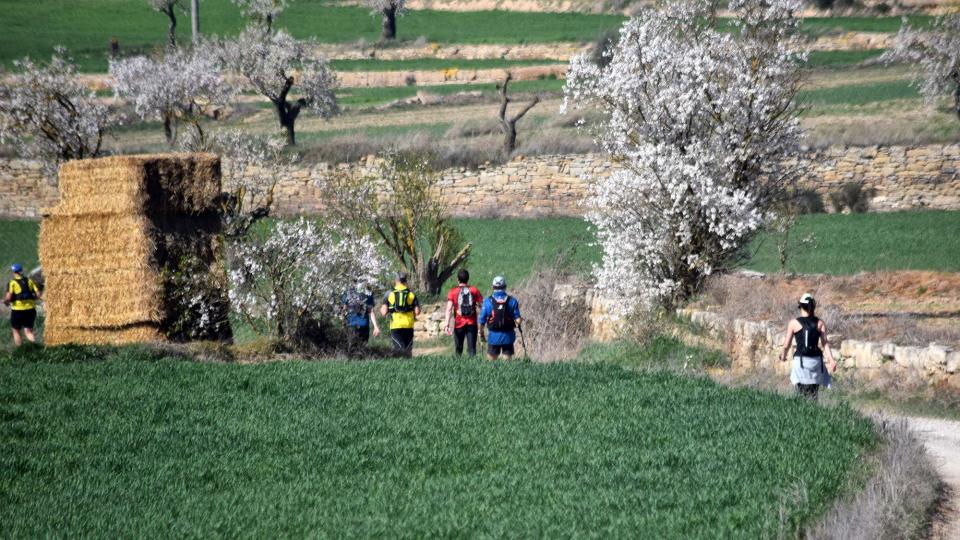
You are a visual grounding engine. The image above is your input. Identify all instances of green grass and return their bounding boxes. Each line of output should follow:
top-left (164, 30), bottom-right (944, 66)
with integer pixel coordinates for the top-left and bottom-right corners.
top-left (0, 0), bottom-right (931, 72)
top-left (798, 80), bottom-right (919, 107)
top-left (336, 78), bottom-right (564, 108)
top-left (330, 58), bottom-right (564, 72)
top-left (745, 210), bottom-right (960, 274)
top-left (0, 346), bottom-right (876, 537)
top-left (805, 49), bottom-right (886, 69)
top-left (0, 219), bottom-right (40, 273)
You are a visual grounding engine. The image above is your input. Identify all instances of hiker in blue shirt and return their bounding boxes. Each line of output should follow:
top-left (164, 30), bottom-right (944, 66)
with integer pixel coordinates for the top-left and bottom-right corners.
top-left (479, 275), bottom-right (522, 360)
top-left (342, 283), bottom-right (380, 344)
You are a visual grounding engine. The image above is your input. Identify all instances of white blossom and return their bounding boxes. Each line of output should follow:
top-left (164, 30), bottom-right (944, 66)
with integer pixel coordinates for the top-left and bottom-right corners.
top-left (0, 49), bottom-right (108, 178)
top-left (363, 0), bottom-right (407, 12)
top-left (231, 0), bottom-right (288, 29)
top-left (564, 0), bottom-right (805, 315)
top-left (110, 45), bottom-right (232, 144)
top-left (883, 14), bottom-right (960, 120)
top-left (220, 26), bottom-right (338, 145)
top-left (228, 218), bottom-right (388, 346)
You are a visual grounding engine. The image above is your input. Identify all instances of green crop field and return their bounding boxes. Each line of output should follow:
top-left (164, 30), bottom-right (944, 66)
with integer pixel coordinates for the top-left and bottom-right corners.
top-left (2, 211), bottom-right (958, 294)
top-left (799, 80), bottom-right (919, 107)
top-left (0, 0), bottom-right (930, 72)
top-left (330, 58), bottom-right (565, 72)
top-left (335, 78), bottom-right (564, 108)
top-left (0, 346), bottom-right (875, 537)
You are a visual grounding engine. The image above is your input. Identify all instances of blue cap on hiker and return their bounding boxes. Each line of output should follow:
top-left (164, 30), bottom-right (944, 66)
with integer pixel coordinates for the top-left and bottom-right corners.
top-left (11, 263), bottom-right (23, 274)
top-left (492, 276), bottom-right (506, 289)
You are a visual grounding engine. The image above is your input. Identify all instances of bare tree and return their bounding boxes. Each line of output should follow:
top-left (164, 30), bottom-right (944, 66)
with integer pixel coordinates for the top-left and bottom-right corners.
top-left (0, 49), bottom-right (109, 178)
top-left (496, 73), bottom-right (540, 157)
top-left (221, 27), bottom-right (337, 146)
top-left (149, 0), bottom-right (183, 48)
top-left (319, 151), bottom-right (471, 294)
top-left (364, 0), bottom-right (407, 41)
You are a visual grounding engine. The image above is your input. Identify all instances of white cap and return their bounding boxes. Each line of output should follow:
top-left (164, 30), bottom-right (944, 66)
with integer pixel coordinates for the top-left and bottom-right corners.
top-left (492, 276), bottom-right (506, 288)
top-left (799, 293), bottom-right (815, 305)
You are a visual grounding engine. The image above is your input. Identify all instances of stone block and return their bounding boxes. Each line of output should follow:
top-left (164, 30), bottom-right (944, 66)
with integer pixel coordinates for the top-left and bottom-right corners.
top-left (894, 346), bottom-right (924, 368)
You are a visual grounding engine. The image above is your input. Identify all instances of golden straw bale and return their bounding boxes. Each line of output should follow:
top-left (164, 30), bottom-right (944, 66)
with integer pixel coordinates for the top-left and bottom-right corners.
top-left (44, 324), bottom-right (163, 347)
top-left (40, 154), bottom-right (231, 346)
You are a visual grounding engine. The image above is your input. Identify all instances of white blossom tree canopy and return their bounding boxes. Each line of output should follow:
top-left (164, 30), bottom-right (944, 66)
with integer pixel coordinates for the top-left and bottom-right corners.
top-left (228, 218), bottom-right (388, 347)
top-left (0, 50), bottom-right (109, 177)
top-left (883, 14), bottom-right (960, 121)
top-left (363, 0), bottom-right (407, 41)
top-left (221, 27), bottom-right (338, 145)
top-left (231, 0), bottom-right (289, 31)
top-left (148, 0), bottom-right (184, 48)
top-left (563, 0), bottom-right (805, 314)
top-left (110, 45), bottom-right (232, 145)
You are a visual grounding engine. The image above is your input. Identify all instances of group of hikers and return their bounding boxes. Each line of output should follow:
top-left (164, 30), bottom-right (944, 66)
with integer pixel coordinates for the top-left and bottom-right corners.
top-left (341, 269), bottom-right (523, 361)
top-left (6, 262), bottom-right (835, 400)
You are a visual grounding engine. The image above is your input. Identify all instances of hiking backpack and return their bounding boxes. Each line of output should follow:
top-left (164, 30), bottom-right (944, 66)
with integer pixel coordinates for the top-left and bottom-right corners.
top-left (487, 295), bottom-right (515, 332)
top-left (12, 277), bottom-right (36, 302)
top-left (345, 290), bottom-right (368, 316)
top-left (390, 289), bottom-right (414, 313)
top-left (457, 286), bottom-right (475, 317)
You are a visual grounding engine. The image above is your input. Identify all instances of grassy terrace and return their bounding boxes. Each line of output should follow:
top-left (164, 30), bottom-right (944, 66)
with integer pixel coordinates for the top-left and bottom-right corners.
top-left (0, 346), bottom-right (875, 536)
top-left (1, 0), bottom-right (930, 71)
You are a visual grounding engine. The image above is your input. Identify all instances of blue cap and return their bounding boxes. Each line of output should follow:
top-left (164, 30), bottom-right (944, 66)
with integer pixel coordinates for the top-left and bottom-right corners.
top-left (11, 263), bottom-right (23, 274)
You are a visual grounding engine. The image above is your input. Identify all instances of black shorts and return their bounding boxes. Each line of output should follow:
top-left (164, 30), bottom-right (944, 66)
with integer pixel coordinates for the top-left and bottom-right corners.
top-left (487, 343), bottom-right (515, 357)
top-left (10, 308), bottom-right (37, 330)
top-left (349, 325), bottom-right (370, 343)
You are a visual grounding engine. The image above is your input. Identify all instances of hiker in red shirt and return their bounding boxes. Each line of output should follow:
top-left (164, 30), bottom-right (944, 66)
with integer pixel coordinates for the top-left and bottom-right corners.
top-left (444, 269), bottom-right (484, 357)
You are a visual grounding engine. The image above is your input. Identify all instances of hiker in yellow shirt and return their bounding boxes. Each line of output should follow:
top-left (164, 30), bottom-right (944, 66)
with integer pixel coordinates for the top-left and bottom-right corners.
top-left (4, 264), bottom-right (42, 347)
top-left (379, 272), bottom-right (421, 357)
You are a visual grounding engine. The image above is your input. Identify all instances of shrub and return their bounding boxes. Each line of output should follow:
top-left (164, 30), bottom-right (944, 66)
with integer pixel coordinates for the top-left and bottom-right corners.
top-left (512, 259), bottom-right (591, 362)
top-left (829, 182), bottom-right (874, 213)
top-left (794, 188), bottom-right (826, 214)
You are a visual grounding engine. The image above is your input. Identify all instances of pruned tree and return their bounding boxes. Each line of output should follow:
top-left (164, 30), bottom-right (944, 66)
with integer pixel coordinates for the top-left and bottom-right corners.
top-left (496, 73), bottom-right (540, 157)
top-left (229, 218), bottom-right (388, 350)
top-left (364, 0), bottom-right (407, 41)
top-left (563, 0), bottom-right (805, 314)
top-left (148, 0), bottom-right (184, 48)
top-left (221, 27), bottom-right (338, 145)
top-left (110, 45), bottom-right (232, 145)
top-left (181, 128), bottom-right (293, 238)
top-left (0, 49), bottom-right (109, 178)
top-left (319, 151), bottom-right (471, 294)
top-left (883, 14), bottom-right (960, 121)
top-left (231, 0), bottom-right (289, 32)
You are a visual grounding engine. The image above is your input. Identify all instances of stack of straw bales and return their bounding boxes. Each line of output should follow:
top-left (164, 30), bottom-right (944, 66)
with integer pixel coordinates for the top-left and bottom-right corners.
top-left (40, 154), bottom-right (232, 345)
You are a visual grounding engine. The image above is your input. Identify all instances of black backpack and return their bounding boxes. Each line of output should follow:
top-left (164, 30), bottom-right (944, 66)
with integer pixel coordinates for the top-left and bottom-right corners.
top-left (345, 290), bottom-right (368, 316)
top-left (487, 295), bottom-right (515, 332)
top-left (12, 277), bottom-right (36, 302)
top-left (457, 286), bottom-right (475, 317)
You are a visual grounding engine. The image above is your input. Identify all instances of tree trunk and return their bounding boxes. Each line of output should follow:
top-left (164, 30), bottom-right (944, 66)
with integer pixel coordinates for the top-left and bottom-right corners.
top-left (502, 123), bottom-right (517, 157)
top-left (275, 102), bottom-right (298, 146)
top-left (163, 112), bottom-right (176, 144)
top-left (954, 77), bottom-right (960, 121)
top-left (165, 7), bottom-right (177, 48)
top-left (381, 6), bottom-right (397, 41)
top-left (191, 0), bottom-right (200, 42)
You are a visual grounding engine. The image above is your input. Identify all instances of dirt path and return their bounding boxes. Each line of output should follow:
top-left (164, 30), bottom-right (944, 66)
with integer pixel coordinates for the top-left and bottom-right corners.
top-left (900, 416), bottom-right (960, 539)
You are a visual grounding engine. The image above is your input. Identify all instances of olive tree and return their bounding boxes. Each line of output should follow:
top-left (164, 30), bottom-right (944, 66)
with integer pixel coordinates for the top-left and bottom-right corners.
top-left (563, 0), bottom-right (805, 314)
top-left (883, 14), bottom-right (960, 121)
top-left (0, 50), bottom-right (108, 177)
top-left (319, 151), bottom-right (471, 294)
top-left (221, 27), bottom-right (337, 145)
top-left (364, 0), bottom-right (407, 41)
top-left (110, 45), bottom-right (232, 145)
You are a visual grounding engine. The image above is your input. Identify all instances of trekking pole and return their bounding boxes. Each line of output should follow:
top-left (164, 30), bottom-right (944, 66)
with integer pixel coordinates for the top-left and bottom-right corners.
top-left (518, 324), bottom-right (528, 359)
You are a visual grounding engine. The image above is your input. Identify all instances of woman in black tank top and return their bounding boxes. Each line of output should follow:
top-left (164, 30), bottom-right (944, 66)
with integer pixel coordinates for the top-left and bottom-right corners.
top-left (779, 294), bottom-right (837, 400)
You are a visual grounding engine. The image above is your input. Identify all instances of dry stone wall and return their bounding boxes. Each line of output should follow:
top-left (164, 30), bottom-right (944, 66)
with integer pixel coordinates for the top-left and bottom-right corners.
top-left (3, 144), bottom-right (959, 218)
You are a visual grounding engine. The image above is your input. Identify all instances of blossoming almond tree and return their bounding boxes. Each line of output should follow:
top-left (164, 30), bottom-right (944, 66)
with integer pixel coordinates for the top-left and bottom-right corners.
top-left (231, 0), bottom-right (289, 31)
top-left (883, 14), bottom-right (960, 121)
top-left (364, 0), bottom-right (407, 41)
top-left (228, 218), bottom-right (388, 349)
top-left (0, 49), bottom-right (109, 178)
top-left (110, 46), bottom-right (232, 145)
top-left (148, 0), bottom-right (184, 48)
top-left (563, 0), bottom-right (805, 315)
top-left (221, 27), bottom-right (338, 145)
